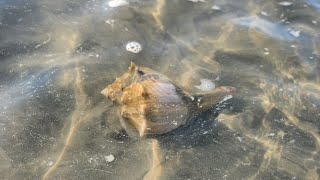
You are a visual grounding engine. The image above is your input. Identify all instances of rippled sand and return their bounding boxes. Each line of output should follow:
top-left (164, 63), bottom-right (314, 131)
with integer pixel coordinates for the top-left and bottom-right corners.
top-left (0, 0), bottom-right (319, 179)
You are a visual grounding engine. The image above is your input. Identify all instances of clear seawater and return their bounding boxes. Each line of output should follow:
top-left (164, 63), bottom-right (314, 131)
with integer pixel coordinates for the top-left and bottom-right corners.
top-left (0, 0), bottom-right (319, 179)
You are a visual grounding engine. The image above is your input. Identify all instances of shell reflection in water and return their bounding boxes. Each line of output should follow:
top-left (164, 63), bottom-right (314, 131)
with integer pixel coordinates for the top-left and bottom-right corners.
top-left (101, 62), bottom-right (235, 137)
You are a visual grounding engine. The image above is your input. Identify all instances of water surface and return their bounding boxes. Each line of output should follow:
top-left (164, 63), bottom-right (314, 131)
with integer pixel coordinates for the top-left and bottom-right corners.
top-left (0, 0), bottom-right (319, 179)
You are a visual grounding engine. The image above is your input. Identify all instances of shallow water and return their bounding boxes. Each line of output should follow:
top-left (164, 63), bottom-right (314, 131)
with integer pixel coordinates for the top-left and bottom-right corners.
top-left (0, 0), bottom-right (319, 179)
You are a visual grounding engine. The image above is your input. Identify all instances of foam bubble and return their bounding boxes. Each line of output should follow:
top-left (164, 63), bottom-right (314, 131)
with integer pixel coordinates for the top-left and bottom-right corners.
top-left (195, 79), bottom-right (215, 91)
top-left (126, 41), bottom-right (142, 54)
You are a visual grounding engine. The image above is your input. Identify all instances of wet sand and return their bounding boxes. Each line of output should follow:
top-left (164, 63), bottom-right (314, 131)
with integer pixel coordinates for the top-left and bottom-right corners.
top-left (0, 0), bottom-right (319, 179)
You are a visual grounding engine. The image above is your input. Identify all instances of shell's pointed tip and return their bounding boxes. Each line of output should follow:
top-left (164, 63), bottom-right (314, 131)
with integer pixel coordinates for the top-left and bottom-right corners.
top-left (101, 87), bottom-right (109, 96)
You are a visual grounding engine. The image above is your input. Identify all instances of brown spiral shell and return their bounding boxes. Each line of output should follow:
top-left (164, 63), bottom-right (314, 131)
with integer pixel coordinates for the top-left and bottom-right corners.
top-left (101, 62), bottom-right (235, 137)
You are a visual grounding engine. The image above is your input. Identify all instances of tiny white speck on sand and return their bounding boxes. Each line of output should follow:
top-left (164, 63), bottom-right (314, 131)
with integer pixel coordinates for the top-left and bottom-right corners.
top-left (105, 155), bottom-right (115, 162)
top-left (236, 137), bottom-right (243, 142)
top-left (105, 19), bottom-right (115, 27)
top-left (221, 95), bottom-right (233, 102)
top-left (261, 11), bottom-right (269, 16)
top-left (278, 2), bottom-right (293, 6)
top-left (267, 133), bottom-right (275, 137)
top-left (47, 160), bottom-right (54, 166)
top-left (188, 0), bottom-right (206, 2)
top-left (211, 5), bottom-right (221, 10)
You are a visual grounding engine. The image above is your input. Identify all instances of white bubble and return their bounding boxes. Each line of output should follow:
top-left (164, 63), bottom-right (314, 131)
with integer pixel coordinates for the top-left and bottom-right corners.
top-left (289, 29), bottom-right (300, 37)
top-left (211, 5), bottom-right (221, 10)
top-left (108, 0), bottom-right (128, 8)
top-left (195, 79), bottom-right (215, 91)
top-left (126, 41), bottom-right (142, 54)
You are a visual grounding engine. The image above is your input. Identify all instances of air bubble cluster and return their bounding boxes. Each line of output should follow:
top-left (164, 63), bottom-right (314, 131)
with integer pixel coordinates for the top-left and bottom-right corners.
top-left (126, 41), bottom-right (142, 54)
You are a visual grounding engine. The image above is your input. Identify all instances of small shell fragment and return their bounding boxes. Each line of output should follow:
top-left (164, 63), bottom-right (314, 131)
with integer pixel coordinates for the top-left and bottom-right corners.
top-left (126, 41), bottom-right (142, 54)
